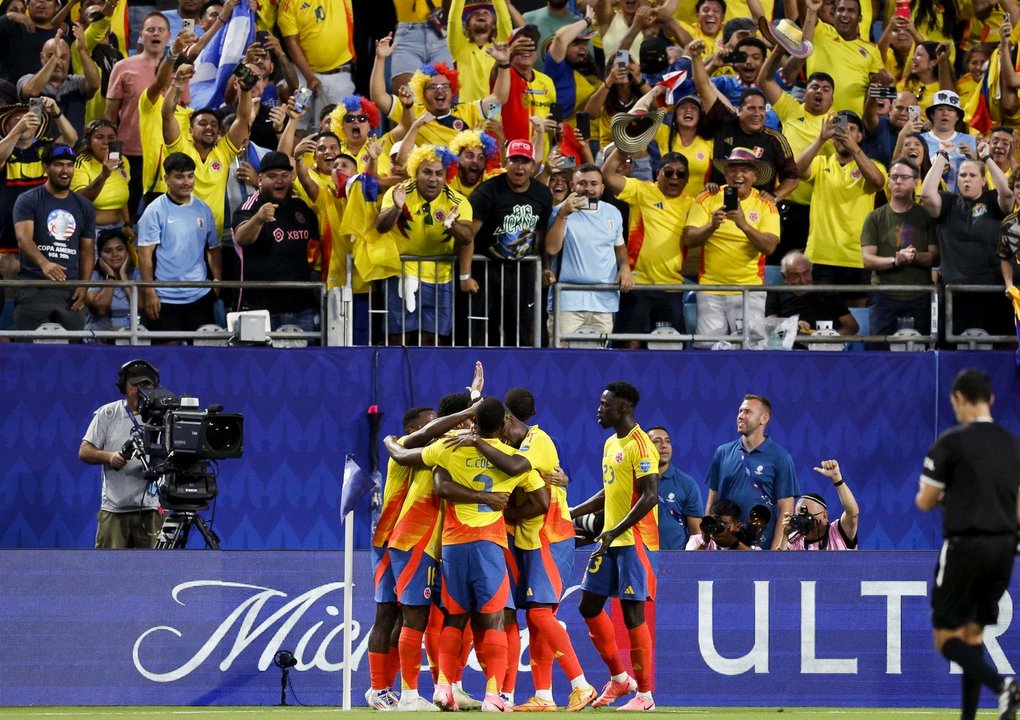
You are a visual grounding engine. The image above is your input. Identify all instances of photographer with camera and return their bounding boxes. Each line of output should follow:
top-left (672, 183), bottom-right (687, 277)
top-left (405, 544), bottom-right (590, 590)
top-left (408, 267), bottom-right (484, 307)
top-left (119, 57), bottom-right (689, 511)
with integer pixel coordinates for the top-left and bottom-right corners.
top-left (78, 359), bottom-right (163, 549)
top-left (778, 459), bottom-right (859, 551)
top-left (686, 498), bottom-right (759, 550)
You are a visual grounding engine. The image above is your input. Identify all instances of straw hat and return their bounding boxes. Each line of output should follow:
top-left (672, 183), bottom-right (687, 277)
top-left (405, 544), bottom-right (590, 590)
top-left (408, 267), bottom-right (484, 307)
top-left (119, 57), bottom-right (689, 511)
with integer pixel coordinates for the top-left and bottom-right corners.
top-left (609, 108), bottom-right (666, 154)
top-left (757, 17), bottom-right (814, 59)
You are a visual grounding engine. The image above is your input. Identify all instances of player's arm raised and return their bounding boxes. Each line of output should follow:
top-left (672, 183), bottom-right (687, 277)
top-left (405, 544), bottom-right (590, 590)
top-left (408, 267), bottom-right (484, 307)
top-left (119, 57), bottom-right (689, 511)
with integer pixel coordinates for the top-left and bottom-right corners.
top-left (383, 435), bottom-right (426, 466)
top-left (401, 402), bottom-right (480, 449)
top-left (433, 466), bottom-right (510, 508)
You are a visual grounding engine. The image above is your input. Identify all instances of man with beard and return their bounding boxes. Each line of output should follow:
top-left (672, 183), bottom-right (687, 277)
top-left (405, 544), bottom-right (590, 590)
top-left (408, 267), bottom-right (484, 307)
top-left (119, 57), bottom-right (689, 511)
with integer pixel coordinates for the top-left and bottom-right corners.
top-left (689, 39), bottom-right (798, 201)
top-left (18, 30), bottom-right (101, 138)
top-left (13, 143), bottom-right (95, 331)
top-left (758, 45), bottom-right (835, 260)
top-left (398, 119), bottom-right (495, 198)
top-left (802, 0), bottom-right (882, 115)
top-left (602, 143), bottom-right (693, 348)
top-left (232, 151), bottom-right (320, 331)
top-left (543, 8), bottom-right (600, 124)
top-left (448, 0), bottom-right (514, 104)
top-left (795, 110), bottom-right (885, 289)
top-left (469, 139), bottom-right (552, 346)
top-left (376, 144), bottom-right (476, 345)
top-left (161, 61), bottom-right (253, 235)
top-left (711, 38), bottom-right (779, 130)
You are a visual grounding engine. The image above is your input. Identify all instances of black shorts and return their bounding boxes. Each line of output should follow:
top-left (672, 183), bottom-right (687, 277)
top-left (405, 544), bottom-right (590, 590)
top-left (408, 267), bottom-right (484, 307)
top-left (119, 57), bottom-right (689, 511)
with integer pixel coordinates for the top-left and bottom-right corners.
top-left (931, 535), bottom-right (1016, 630)
top-left (148, 290), bottom-right (216, 332)
top-left (614, 289), bottom-right (686, 334)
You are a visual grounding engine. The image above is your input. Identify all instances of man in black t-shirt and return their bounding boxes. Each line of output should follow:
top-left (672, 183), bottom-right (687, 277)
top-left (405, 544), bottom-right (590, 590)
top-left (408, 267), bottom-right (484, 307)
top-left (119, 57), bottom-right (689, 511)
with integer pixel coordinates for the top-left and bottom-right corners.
top-left (468, 140), bottom-right (553, 347)
top-left (13, 143), bottom-right (95, 331)
top-left (765, 251), bottom-right (858, 346)
top-left (916, 369), bottom-right (1020, 720)
top-left (232, 151), bottom-right (320, 331)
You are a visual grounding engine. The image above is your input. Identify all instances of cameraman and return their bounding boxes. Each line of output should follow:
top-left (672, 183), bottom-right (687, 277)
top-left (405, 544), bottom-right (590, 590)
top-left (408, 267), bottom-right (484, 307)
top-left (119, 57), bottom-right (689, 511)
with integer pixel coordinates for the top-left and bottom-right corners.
top-left (686, 499), bottom-right (759, 551)
top-left (779, 459), bottom-right (859, 551)
top-left (78, 359), bottom-right (163, 549)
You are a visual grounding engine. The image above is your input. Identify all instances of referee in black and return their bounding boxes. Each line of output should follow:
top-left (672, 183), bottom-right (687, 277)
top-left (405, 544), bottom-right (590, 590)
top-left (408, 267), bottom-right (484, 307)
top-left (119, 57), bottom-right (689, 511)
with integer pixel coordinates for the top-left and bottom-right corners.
top-left (916, 368), bottom-right (1020, 720)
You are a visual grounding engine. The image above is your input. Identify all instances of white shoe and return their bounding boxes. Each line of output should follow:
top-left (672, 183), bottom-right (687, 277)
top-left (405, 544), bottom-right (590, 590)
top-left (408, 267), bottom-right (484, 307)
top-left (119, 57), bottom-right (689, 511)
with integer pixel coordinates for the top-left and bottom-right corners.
top-left (398, 696), bottom-right (441, 712)
top-left (366, 688), bottom-right (399, 711)
top-left (454, 685), bottom-right (482, 710)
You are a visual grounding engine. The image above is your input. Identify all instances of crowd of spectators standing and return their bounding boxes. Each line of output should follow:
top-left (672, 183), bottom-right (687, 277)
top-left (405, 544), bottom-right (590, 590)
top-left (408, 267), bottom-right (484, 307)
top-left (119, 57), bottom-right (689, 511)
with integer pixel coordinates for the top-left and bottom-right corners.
top-left (1, 0), bottom-right (1020, 346)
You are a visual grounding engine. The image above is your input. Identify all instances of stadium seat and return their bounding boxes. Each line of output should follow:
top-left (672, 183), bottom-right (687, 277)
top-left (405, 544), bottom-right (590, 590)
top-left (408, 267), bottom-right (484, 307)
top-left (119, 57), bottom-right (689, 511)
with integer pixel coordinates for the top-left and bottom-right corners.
top-left (273, 324), bottom-right (309, 349)
top-left (683, 302), bottom-right (698, 337)
top-left (567, 324), bottom-right (606, 349)
top-left (848, 307), bottom-right (869, 351)
top-left (956, 328), bottom-right (993, 350)
top-left (646, 324), bottom-right (684, 351)
top-left (193, 324), bottom-right (229, 347)
top-left (764, 265), bottom-right (783, 287)
top-left (33, 322), bottom-right (69, 344)
top-left (889, 328), bottom-right (925, 352)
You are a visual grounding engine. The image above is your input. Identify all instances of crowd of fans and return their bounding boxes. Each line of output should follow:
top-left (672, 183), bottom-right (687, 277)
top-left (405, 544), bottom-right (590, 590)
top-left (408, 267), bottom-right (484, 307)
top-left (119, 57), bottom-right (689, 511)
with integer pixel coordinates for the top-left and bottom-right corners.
top-left (2, 0), bottom-right (1020, 347)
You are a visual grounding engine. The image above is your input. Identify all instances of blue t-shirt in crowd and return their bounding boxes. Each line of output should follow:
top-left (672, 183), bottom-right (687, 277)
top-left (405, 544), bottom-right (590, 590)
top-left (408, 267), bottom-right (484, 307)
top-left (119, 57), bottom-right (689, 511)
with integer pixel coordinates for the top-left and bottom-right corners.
top-left (706, 436), bottom-right (799, 548)
top-left (658, 464), bottom-right (704, 550)
top-left (547, 200), bottom-right (624, 313)
top-left (711, 76), bottom-right (781, 130)
top-left (13, 185), bottom-right (96, 281)
top-left (137, 194), bottom-right (218, 304)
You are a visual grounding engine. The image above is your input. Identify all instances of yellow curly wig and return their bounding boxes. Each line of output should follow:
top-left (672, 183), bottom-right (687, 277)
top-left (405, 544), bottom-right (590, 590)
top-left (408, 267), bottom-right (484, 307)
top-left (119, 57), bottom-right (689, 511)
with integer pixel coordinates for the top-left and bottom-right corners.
top-left (406, 144), bottom-right (445, 179)
top-left (449, 130), bottom-right (484, 155)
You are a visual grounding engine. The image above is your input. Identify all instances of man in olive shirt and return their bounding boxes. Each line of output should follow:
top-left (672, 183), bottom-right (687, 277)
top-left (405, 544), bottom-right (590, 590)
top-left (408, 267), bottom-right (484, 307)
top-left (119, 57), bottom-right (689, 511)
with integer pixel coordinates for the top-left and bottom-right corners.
top-left (861, 157), bottom-right (938, 344)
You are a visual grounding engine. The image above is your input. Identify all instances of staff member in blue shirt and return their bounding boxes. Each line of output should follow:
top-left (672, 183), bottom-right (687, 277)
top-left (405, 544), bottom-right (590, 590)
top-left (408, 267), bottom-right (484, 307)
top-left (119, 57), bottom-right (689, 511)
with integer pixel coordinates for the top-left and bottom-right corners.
top-left (650, 425), bottom-right (703, 550)
top-left (705, 394), bottom-right (798, 549)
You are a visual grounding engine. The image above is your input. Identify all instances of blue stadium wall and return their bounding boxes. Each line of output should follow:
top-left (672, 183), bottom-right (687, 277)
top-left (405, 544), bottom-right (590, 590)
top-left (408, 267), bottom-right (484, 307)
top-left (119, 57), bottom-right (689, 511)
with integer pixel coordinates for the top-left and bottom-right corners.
top-left (1, 346), bottom-right (1019, 550)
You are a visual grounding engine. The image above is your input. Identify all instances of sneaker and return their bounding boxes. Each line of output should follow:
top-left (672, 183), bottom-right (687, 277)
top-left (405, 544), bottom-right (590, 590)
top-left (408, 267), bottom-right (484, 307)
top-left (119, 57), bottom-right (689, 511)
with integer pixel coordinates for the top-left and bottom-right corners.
top-left (500, 693), bottom-right (515, 710)
top-left (398, 696), bottom-right (441, 712)
top-left (481, 692), bottom-right (512, 712)
top-left (565, 686), bottom-right (598, 712)
top-left (366, 688), bottom-right (399, 711)
top-left (592, 676), bottom-right (638, 708)
top-left (515, 696), bottom-right (557, 712)
top-left (386, 690), bottom-right (402, 707)
top-left (433, 684), bottom-right (459, 712)
top-left (1000, 677), bottom-right (1020, 720)
top-left (618, 696), bottom-right (655, 712)
top-left (454, 685), bottom-right (483, 710)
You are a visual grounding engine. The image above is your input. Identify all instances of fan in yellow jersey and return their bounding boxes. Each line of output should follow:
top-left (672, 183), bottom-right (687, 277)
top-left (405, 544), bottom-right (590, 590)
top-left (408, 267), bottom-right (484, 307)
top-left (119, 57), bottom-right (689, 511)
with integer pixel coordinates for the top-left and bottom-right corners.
top-left (398, 122), bottom-right (500, 199)
top-left (499, 387), bottom-right (598, 712)
top-left (376, 392), bottom-right (488, 711)
top-left (393, 397), bottom-right (547, 713)
top-left (365, 405), bottom-right (436, 712)
top-left (161, 62), bottom-right (253, 236)
top-left (571, 381), bottom-right (660, 711)
top-left (447, 0), bottom-right (514, 103)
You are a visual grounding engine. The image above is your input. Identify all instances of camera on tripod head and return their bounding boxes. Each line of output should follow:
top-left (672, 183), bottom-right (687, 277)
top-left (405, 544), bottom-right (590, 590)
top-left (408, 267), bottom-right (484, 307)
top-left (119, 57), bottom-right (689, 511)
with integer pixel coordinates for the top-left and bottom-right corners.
top-left (131, 385), bottom-right (245, 510)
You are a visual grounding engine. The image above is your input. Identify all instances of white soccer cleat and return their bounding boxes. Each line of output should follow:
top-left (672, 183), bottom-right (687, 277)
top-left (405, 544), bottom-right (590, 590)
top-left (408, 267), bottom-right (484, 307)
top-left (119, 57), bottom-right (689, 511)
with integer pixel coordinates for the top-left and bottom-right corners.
top-left (366, 687), bottom-right (399, 711)
top-left (453, 684), bottom-right (482, 710)
top-left (398, 696), bottom-right (441, 712)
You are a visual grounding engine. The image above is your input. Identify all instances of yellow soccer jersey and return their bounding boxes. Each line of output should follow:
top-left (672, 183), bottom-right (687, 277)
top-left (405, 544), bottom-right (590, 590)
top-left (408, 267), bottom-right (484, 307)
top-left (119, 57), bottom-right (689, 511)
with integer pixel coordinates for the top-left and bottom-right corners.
top-left (654, 129), bottom-right (713, 198)
top-left (687, 188), bottom-right (780, 290)
top-left (771, 93), bottom-right (832, 206)
top-left (513, 425), bottom-right (573, 551)
top-left (421, 438), bottom-right (543, 547)
top-left (138, 95), bottom-right (189, 197)
top-left (372, 436), bottom-right (415, 548)
top-left (386, 101), bottom-right (486, 147)
top-left (602, 424), bottom-right (659, 549)
top-left (277, 0), bottom-right (354, 72)
top-left (166, 132), bottom-right (240, 235)
top-left (616, 177), bottom-right (691, 286)
top-left (805, 153), bottom-right (886, 269)
top-left (388, 465), bottom-right (442, 557)
top-left (379, 183), bottom-right (473, 283)
top-left (806, 22), bottom-right (883, 115)
top-left (71, 155), bottom-right (130, 212)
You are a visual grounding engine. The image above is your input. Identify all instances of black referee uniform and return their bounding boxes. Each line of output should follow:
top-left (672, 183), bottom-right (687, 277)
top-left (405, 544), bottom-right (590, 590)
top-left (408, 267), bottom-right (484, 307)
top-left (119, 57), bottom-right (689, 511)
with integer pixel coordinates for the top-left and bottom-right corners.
top-left (921, 418), bottom-right (1020, 720)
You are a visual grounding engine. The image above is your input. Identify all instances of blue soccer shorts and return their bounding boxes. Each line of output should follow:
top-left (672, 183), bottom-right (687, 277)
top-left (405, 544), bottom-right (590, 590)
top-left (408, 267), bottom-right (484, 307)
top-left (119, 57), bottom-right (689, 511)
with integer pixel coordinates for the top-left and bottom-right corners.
top-left (389, 545), bottom-right (439, 606)
top-left (519, 538), bottom-right (575, 606)
top-left (373, 545), bottom-right (397, 604)
top-left (441, 540), bottom-right (512, 615)
top-left (580, 543), bottom-right (658, 601)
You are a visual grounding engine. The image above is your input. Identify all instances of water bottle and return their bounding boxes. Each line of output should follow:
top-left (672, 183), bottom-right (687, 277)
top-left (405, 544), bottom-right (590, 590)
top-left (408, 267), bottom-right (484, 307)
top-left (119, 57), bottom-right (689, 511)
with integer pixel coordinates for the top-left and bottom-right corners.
top-left (293, 86), bottom-right (314, 115)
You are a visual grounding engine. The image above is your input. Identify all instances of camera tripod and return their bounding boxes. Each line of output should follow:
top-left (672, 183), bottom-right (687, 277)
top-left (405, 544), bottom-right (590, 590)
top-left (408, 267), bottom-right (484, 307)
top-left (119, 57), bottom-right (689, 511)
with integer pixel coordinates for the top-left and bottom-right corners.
top-left (156, 509), bottom-right (221, 549)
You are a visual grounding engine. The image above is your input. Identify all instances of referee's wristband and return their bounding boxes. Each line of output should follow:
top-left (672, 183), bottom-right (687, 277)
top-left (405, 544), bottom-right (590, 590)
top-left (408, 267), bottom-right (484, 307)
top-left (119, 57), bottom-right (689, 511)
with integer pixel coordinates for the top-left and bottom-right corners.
top-left (833, 479), bottom-right (845, 487)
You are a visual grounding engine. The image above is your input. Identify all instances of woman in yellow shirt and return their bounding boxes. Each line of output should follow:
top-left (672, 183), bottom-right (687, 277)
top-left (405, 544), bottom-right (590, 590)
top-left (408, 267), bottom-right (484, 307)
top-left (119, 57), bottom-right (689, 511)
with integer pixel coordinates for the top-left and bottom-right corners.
top-left (898, 41), bottom-right (953, 111)
top-left (71, 119), bottom-right (134, 239)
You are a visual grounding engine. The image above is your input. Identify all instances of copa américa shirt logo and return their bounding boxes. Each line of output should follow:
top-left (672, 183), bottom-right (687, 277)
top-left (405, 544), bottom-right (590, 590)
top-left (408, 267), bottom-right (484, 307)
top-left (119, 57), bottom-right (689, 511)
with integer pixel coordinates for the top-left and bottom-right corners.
top-left (47, 209), bottom-right (77, 241)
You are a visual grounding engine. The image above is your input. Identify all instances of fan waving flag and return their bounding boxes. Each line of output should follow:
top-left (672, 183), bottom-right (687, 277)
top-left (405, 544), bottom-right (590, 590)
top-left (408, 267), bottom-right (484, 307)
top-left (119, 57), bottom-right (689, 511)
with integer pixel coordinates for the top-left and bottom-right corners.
top-left (657, 59), bottom-right (695, 106)
top-left (340, 453), bottom-right (379, 522)
top-left (190, 3), bottom-right (255, 110)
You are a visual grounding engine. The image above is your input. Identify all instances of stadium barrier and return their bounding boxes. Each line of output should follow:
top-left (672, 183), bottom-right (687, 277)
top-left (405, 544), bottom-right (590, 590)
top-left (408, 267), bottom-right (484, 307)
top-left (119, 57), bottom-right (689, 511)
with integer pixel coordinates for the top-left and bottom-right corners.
top-left (2, 548), bottom-right (1018, 709)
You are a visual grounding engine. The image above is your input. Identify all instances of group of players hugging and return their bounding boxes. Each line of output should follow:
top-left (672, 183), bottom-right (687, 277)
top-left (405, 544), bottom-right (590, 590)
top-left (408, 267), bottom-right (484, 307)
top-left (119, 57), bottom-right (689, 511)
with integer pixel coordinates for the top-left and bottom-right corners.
top-left (365, 362), bottom-right (660, 713)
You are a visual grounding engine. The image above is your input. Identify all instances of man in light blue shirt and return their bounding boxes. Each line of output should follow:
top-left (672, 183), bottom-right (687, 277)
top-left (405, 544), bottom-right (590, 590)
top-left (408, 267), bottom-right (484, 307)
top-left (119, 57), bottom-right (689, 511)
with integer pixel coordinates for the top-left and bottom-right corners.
top-left (544, 163), bottom-right (633, 346)
top-left (137, 152), bottom-right (221, 335)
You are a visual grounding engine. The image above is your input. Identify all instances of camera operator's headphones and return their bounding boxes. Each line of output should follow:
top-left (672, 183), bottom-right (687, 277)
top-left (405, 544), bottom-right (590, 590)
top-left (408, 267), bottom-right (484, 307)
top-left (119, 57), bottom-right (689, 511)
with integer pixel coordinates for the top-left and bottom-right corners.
top-left (116, 359), bottom-right (160, 394)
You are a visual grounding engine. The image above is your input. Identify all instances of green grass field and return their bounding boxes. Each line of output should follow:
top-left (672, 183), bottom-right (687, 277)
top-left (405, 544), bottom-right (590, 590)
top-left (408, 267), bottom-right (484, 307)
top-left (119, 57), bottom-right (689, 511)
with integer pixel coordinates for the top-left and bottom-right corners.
top-left (0, 708), bottom-right (996, 719)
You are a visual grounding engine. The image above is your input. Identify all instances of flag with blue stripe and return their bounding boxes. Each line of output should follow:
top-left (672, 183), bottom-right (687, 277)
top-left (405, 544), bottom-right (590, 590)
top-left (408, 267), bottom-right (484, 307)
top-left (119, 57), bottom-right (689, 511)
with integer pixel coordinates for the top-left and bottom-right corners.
top-left (190, 4), bottom-right (255, 110)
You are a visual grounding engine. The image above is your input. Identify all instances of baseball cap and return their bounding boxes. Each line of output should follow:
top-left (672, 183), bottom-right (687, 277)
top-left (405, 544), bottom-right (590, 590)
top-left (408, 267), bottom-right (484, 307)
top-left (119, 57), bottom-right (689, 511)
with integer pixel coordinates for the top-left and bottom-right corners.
top-left (259, 151), bottom-right (293, 173)
top-left (507, 139), bottom-right (534, 161)
top-left (43, 144), bottom-right (75, 163)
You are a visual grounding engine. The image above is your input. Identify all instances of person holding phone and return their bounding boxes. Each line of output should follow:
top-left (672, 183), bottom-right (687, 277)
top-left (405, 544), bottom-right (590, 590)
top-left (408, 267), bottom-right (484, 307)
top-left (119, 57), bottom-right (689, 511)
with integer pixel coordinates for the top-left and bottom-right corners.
top-left (543, 7), bottom-right (601, 126)
top-left (18, 26), bottom-right (102, 138)
top-left (71, 118), bottom-right (133, 239)
top-left (162, 0), bottom-right (206, 40)
top-left (682, 148), bottom-right (779, 347)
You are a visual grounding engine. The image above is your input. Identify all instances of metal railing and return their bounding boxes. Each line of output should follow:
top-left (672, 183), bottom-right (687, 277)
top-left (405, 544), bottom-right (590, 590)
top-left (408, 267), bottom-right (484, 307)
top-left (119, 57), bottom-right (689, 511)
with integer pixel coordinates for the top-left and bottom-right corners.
top-left (944, 284), bottom-right (1020, 345)
top-left (0, 279), bottom-right (329, 345)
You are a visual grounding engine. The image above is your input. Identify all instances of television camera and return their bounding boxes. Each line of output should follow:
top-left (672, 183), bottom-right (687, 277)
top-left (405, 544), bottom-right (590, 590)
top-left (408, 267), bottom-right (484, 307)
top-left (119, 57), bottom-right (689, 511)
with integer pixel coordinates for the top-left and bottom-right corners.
top-left (123, 385), bottom-right (244, 549)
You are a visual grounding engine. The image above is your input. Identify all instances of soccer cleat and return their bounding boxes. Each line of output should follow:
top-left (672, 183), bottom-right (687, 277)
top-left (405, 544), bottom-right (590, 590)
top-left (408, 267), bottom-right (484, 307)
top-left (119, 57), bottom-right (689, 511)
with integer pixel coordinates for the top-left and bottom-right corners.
top-left (565, 685), bottom-right (598, 712)
top-left (366, 687), bottom-right (399, 711)
top-left (454, 685), bottom-right (483, 710)
top-left (515, 696), bottom-right (558, 711)
top-left (1000, 677), bottom-right (1020, 720)
top-left (591, 676), bottom-right (638, 708)
top-left (481, 692), bottom-right (512, 712)
top-left (500, 692), bottom-right (515, 710)
top-left (433, 684), bottom-right (459, 712)
top-left (617, 696), bottom-right (655, 712)
top-left (398, 696), bottom-right (441, 712)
